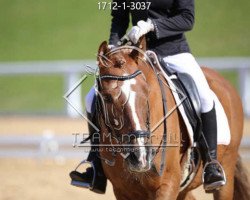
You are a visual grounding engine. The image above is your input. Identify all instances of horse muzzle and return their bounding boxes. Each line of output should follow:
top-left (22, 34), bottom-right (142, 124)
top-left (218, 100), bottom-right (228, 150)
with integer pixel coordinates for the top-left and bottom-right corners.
top-left (125, 131), bottom-right (153, 173)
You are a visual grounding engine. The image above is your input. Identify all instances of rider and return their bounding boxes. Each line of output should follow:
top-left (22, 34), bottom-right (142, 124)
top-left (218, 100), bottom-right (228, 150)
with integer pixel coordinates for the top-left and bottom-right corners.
top-left (70, 0), bottom-right (226, 193)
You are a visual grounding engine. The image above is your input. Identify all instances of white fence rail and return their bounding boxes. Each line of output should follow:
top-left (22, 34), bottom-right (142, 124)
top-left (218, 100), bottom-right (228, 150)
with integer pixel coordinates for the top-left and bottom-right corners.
top-left (0, 58), bottom-right (250, 117)
top-left (0, 134), bottom-right (249, 159)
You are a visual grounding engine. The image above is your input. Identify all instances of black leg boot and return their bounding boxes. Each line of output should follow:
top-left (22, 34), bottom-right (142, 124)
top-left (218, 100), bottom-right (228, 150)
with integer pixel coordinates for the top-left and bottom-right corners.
top-left (201, 105), bottom-right (226, 191)
top-left (69, 112), bottom-right (107, 194)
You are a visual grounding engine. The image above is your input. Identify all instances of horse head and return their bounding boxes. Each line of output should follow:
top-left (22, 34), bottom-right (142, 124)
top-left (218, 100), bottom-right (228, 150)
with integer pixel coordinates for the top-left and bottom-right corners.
top-left (96, 39), bottom-right (154, 173)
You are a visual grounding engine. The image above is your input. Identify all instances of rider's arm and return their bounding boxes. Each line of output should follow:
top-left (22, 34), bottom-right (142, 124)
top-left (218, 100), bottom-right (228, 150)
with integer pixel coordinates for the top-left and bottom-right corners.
top-left (109, 0), bottom-right (130, 46)
top-left (150, 0), bottom-right (194, 39)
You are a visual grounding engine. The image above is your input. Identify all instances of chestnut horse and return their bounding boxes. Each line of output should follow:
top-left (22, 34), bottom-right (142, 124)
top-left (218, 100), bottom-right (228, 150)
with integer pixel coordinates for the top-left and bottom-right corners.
top-left (94, 39), bottom-right (249, 200)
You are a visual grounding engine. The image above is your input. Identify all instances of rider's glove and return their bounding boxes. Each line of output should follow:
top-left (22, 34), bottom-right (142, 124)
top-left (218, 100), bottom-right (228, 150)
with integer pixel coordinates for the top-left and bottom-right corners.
top-left (127, 19), bottom-right (154, 44)
top-left (108, 44), bottom-right (115, 49)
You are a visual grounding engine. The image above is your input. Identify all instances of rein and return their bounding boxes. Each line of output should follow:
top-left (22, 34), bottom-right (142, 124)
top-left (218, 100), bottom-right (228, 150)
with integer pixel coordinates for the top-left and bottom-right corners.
top-left (155, 72), bottom-right (168, 176)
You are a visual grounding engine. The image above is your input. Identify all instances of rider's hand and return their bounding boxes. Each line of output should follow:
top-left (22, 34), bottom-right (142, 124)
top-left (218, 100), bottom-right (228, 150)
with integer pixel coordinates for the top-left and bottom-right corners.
top-left (127, 19), bottom-right (154, 44)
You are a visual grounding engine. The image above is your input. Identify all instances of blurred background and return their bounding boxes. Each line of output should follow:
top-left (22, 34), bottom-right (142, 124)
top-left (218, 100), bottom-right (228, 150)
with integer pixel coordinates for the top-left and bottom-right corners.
top-left (0, 0), bottom-right (250, 199)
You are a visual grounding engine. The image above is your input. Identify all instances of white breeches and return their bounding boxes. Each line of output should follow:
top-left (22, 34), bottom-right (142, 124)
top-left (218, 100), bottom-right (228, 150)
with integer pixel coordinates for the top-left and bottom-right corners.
top-left (163, 53), bottom-right (214, 113)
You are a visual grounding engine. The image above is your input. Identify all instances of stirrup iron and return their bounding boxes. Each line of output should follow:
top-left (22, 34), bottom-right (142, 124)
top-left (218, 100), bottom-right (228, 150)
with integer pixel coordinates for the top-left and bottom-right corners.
top-left (70, 160), bottom-right (96, 189)
top-left (202, 160), bottom-right (226, 191)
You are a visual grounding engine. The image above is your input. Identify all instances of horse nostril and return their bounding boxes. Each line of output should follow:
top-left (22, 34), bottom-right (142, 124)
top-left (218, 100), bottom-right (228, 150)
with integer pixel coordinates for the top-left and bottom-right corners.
top-left (128, 152), bottom-right (138, 164)
top-left (133, 149), bottom-right (140, 159)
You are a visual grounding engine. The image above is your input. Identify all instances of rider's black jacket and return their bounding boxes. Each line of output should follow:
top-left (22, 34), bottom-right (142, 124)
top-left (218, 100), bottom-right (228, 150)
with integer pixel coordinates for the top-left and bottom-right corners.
top-left (109, 0), bottom-right (194, 57)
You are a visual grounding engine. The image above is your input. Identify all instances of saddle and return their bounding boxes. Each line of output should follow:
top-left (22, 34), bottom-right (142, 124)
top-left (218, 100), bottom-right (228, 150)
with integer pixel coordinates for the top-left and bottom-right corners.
top-left (147, 51), bottom-right (202, 143)
top-left (158, 57), bottom-right (202, 142)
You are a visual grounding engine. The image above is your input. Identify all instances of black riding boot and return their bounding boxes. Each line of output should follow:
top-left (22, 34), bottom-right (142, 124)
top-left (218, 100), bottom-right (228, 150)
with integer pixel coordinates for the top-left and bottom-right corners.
top-left (201, 105), bottom-right (226, 191)
top-left (69, 112), bottom-right (107, 194)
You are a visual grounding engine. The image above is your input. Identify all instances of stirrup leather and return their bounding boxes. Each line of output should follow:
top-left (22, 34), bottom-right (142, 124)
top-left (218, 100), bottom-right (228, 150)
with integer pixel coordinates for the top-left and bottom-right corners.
top-left (70, 160), bottom-right (96, 189)
top-left (202, 160), bottom-right (226, 191)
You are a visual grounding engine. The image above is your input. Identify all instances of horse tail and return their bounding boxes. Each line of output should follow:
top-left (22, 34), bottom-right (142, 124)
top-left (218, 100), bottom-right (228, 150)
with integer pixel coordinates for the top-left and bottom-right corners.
top-left (233, 155), bottom-right (250, 200)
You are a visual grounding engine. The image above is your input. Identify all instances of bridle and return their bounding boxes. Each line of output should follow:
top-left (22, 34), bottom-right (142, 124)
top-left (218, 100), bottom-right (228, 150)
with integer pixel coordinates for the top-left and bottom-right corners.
top-left (99, 69), bottom-right (142, 81)
top-left (94, 66), bottom-right (151, 166)
top-left (93, 47), bottom-right (168, 175)
top-left (96, 68), bottom-right (151, 140)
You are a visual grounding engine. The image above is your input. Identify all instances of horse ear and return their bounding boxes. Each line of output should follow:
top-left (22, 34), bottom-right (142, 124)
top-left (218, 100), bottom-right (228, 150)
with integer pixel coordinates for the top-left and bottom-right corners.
top-left (129, 36), bottom-right (147, 62)
top-left (97, 41), bottom-right (109, 67)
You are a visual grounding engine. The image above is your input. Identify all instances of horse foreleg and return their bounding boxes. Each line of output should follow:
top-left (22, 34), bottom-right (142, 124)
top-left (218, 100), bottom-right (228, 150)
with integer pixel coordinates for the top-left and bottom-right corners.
top-left (155, 171), bottom-right (182, 200)
top-left (154, 145), bottom-right (183, 200)
top-left (177, 191), bottom-right (196, 200)
top-left (212, 151), bottom-right (238, 200)
top-left (155, 183), bottom-right (180, 200)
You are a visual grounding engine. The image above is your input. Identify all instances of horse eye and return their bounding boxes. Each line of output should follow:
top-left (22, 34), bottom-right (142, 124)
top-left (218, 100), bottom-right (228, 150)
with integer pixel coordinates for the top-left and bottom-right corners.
top-left (103, 94), bottom-right (113, 103)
